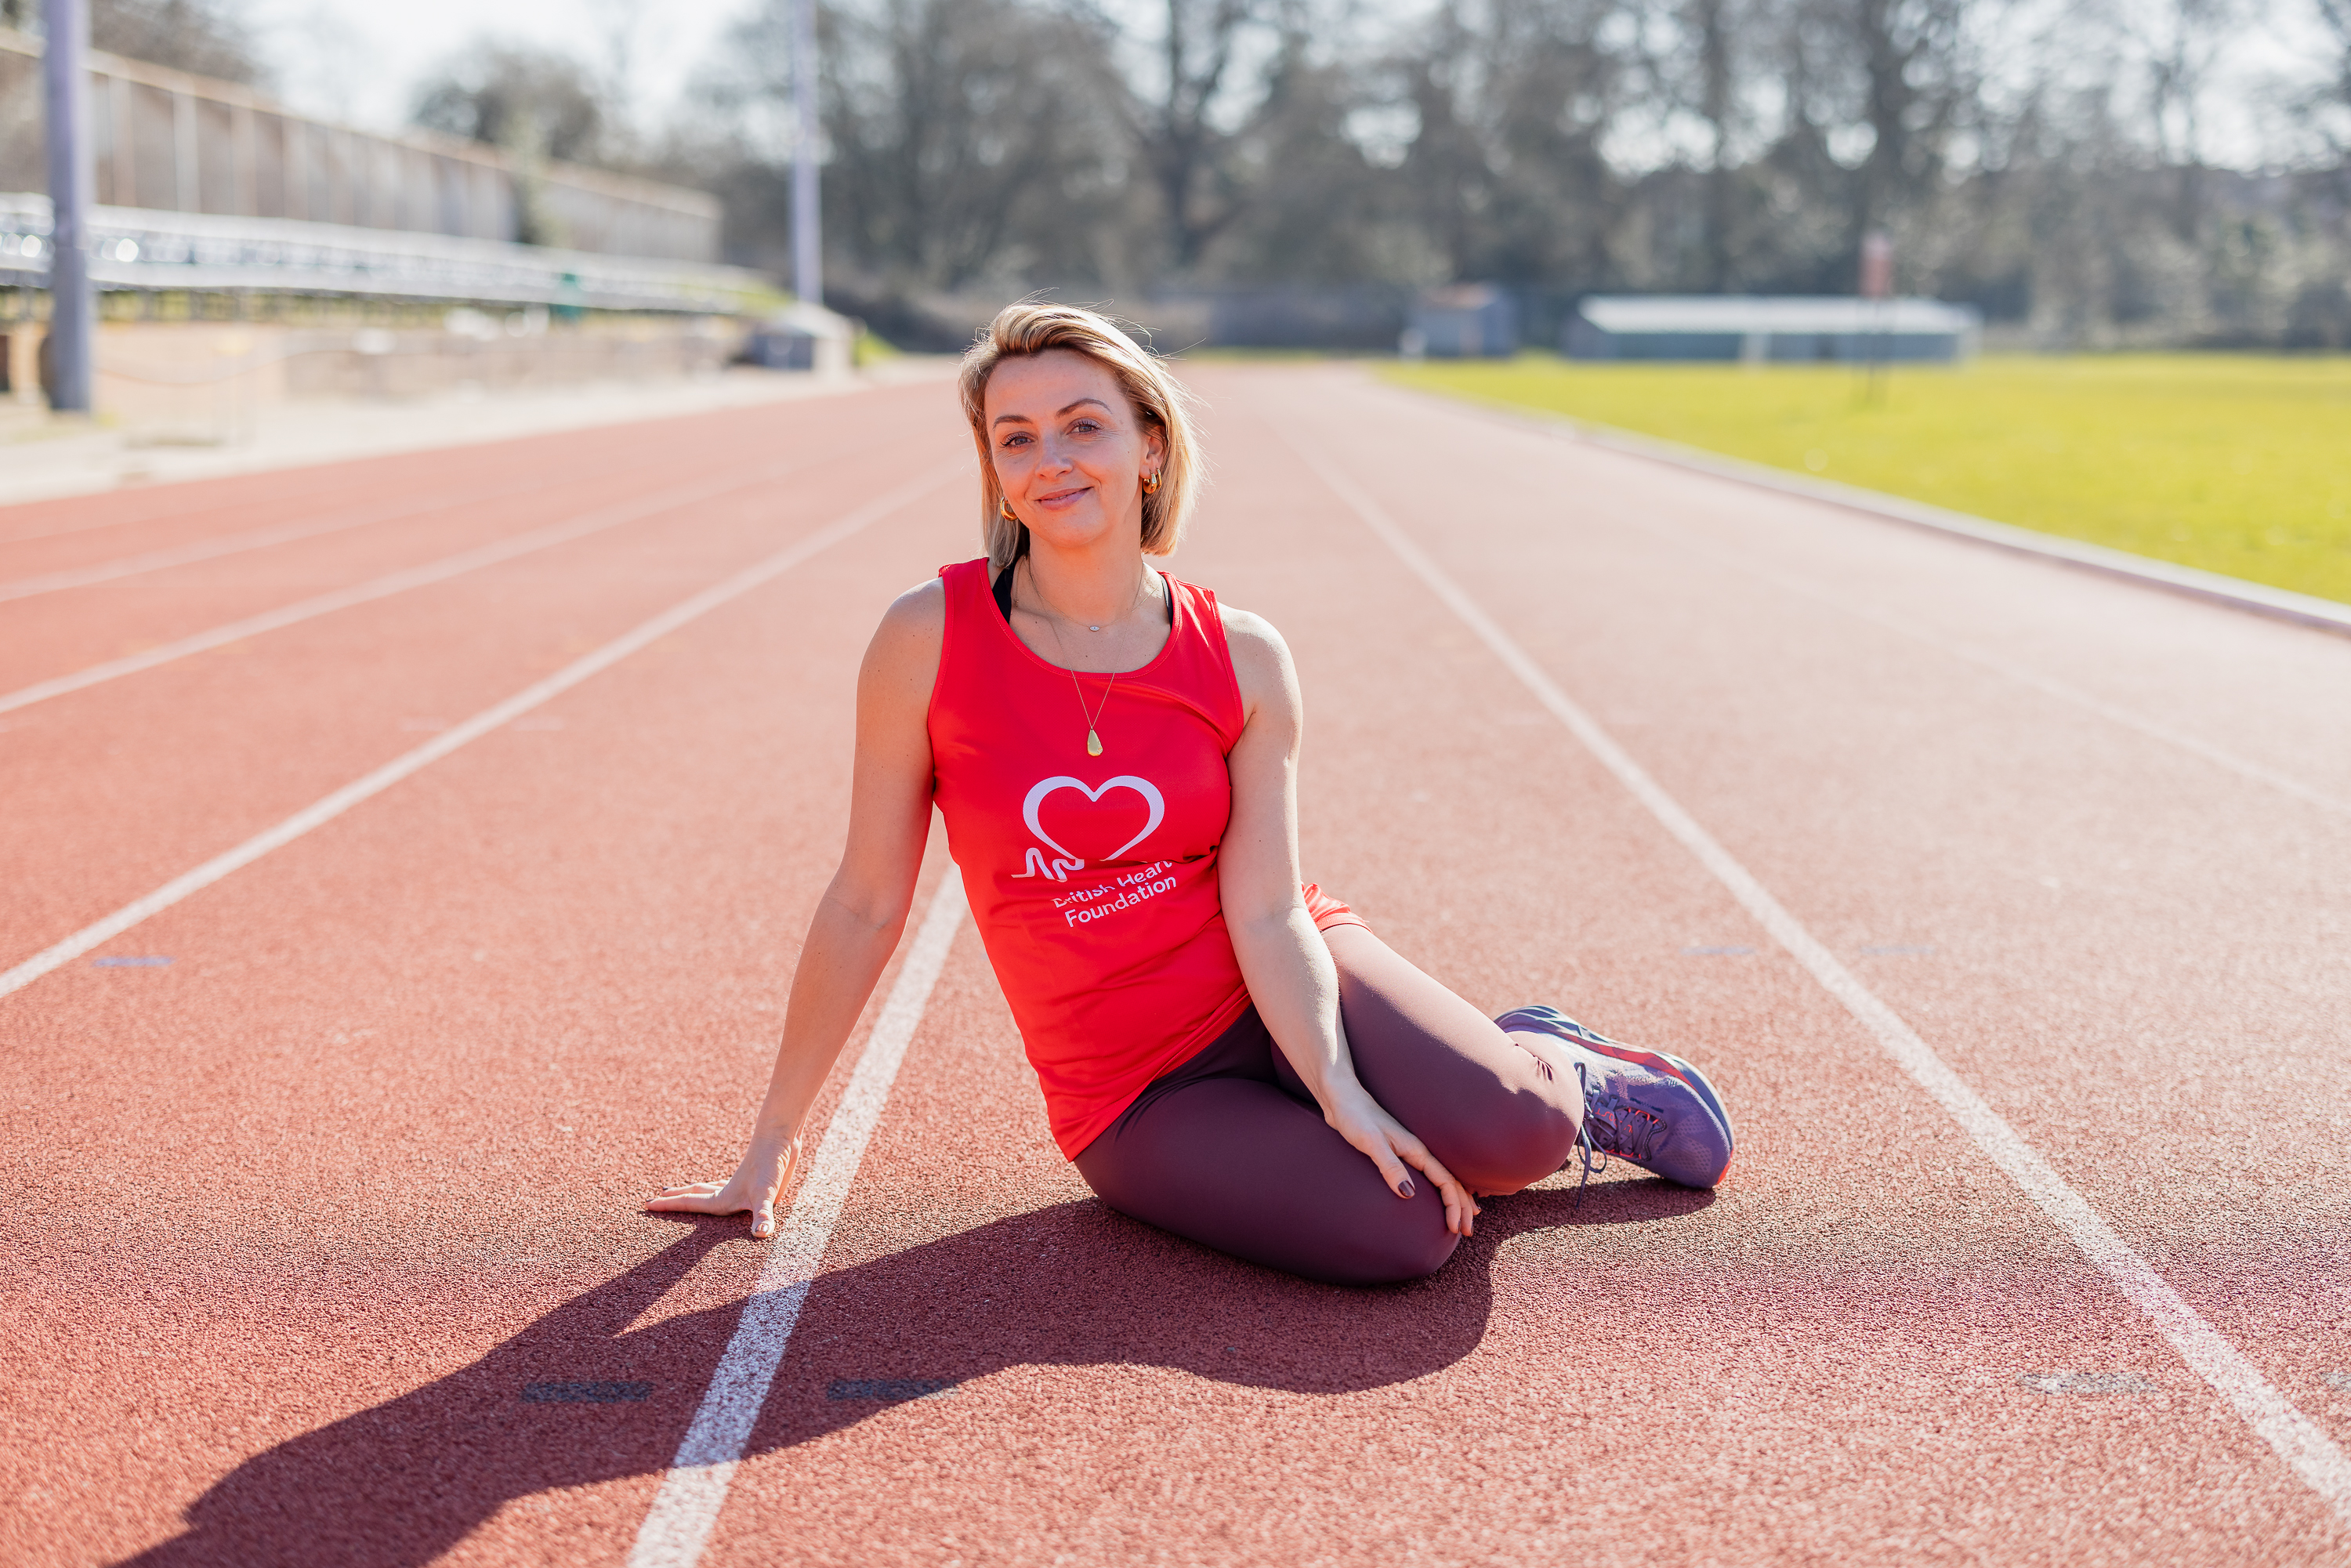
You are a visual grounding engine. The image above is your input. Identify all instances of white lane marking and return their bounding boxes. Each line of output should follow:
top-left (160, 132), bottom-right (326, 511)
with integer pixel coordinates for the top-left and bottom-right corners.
top-left (1290, 435), bottom-right (2351, 1532)
top-left (0, 454), bottom-right (809, 719)
top-left (0, 483), bottom-right (370, 548)
top-left (625, 876), bottom-right (967, 1568)
top-left (1367, 369), bottom-right (2351, 639)
top-left (1359, 375), bottom-right (2351, 820)
top-left (0, 473), bottom-right (556, 603)
top-left (1722, 558), bottom-right (2351, 821)
top-left (0, 463), bottom-right (961, 1001)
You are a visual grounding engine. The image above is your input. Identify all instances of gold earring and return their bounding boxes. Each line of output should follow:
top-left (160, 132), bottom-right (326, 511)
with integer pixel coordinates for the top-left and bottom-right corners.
top-left (1000, 498), bottom-right (1019, 523)
top-left (1141, 469), bottom-right (1162, 496)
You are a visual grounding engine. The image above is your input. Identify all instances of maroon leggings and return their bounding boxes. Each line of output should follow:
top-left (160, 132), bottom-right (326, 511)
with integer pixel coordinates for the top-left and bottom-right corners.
top-left (1072, 924), bottom-right (1583, 1286)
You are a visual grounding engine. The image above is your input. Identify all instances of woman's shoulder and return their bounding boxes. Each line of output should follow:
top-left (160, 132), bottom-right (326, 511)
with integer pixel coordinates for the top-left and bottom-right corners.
top-left (864, 575), bottom-right (948, 674)
top-left (1212, 599), bottom-right (1297, 718)
top-left (1213, 598), bottom-right (1289, 664)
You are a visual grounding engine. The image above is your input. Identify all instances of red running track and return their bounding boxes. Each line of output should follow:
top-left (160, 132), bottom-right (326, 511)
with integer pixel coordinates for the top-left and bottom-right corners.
top-left (3, 366), bottom-right (2348, 1566)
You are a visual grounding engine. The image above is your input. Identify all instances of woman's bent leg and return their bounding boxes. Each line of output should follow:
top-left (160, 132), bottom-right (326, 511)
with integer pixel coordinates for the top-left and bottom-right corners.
top-left (1074, 1014), bottom-right (1458, 1286)
top-left (1314, 923), bottom-right (1581, 1197)
top-left (1074, 927), bottom-right (1588, 1284)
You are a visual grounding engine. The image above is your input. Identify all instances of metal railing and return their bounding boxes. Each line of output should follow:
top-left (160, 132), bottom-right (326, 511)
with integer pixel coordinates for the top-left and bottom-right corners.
top-left (0, 193), bottom-right (774, 314)
top-left (0, 27), bottom-right (721, 263)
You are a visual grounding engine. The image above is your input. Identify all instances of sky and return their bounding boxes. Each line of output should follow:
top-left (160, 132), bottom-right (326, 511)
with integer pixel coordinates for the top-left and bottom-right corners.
top-left (252, 0), bottom-right (762, 138)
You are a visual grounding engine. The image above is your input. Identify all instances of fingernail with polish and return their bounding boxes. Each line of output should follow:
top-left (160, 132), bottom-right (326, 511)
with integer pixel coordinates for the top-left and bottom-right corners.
top-left (1398, 1179), bottom-right (1415, 1198)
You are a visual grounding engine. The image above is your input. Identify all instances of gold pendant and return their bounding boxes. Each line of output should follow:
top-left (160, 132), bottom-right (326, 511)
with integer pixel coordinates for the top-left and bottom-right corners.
top-left (1086, 728), bottom-right (1103, 757)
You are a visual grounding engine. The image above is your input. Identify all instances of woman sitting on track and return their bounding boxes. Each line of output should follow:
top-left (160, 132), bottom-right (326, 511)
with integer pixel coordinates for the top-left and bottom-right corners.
top-left (652, 302), bottom-right (1736, 1284)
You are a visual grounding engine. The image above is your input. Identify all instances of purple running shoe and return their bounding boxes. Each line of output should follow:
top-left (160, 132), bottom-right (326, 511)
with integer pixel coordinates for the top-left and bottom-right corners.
top-left (1494, 1004), bottom-right (1736, 1190)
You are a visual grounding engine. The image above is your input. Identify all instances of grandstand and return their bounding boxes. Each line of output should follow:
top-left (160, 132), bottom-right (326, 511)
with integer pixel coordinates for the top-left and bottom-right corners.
top-left (0, 27), bottom-right (767, 317)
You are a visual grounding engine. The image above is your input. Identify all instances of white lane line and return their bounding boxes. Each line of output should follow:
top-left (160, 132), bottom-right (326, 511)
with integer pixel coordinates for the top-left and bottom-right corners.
top-left (0, 454), bottom-right (809, 719)
top-left (0, 463), bottom-right (961, 1001)
top-left (626, 875), bottom-right (966, 1568)
top-left (1357, 375), bottom-right (2351, 819)
top-left (1366, 370), bottom-right (2351, 640)
top-left (0, 472), bottom-right (558, 603)
top-left (1712, 554), bottom-right (2351, 821)
top-left (1289, 434), bottom-right (2351, 1533)
top-left (0, 480), bottom-right (370, 548)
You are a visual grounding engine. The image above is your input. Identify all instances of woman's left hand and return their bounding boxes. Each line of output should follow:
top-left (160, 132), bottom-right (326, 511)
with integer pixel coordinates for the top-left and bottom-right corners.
top-left (1320, 1079), bottom-right (1481, 1237)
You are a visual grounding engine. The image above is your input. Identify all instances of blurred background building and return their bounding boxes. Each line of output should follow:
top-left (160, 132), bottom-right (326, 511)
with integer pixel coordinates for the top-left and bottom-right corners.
top-left (1563, 295), bottom-right (1980, 360)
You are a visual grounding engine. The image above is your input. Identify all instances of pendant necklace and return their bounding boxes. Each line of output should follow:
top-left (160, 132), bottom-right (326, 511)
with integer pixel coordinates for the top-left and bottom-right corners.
top-left (1028, 560), bottom-right (1125, 757)
top-left (1070, 667), bottom-right (1114, 757)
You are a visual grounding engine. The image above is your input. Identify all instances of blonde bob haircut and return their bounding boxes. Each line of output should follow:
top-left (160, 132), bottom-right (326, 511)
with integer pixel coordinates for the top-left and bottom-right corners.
top-left (958, 301), bottom-right (1202, 571)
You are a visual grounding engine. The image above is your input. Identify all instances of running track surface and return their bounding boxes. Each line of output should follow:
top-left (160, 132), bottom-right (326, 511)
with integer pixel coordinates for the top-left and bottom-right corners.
top-left (5, 368), bottom-right (2348, 1566)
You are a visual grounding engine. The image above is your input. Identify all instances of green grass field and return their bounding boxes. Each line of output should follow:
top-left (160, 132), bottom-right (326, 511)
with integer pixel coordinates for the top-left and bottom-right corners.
top-left (1379, 353), bottom-right (2351, 607)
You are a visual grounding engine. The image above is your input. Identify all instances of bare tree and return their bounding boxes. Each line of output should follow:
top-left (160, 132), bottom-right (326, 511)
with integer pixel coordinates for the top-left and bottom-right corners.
top-left (91, 0), bottom-right (266, 84)
top-left (411, 42), bottom-right (610, 246)
top-left (1395, 0), bottom-right (1635, 284)
top-left (1693, 0), bottom-right (1738, 284)
top-left (2287, 0), bottom-right (2350, 219)
top-left (2141, 0), bottom-right (2251, 237)
top-left (1653, 0), bottom-right (1749, 286)
top-left (1125, 0), bottom-right (1264, 271)
top-left (413, 43), bottom-right (608, 165)
top-left (1212, 9), bottom-right (1401, 281)
top-left (1393, 4), bottom-right (1484, 280)
top-left (1846, 0), bottom-right (1972, 255)
top-left (692, 0), bottom-right (1129, 295)
top-left (584, 0), bottom-right (651, 155)
top-left (644, 0), bottom-right (2348, 346)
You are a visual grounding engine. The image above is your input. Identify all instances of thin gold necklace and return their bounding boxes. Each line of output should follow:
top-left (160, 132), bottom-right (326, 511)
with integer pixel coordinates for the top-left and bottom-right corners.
top-left (1025, 559), bottom-right (1136, 758)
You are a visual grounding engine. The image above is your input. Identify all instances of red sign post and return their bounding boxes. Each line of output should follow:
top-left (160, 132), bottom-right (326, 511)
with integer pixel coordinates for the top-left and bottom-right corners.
top-left (1860, 230), bottom-right (1895, 300)
top-left (1860, 230), bottom-right (1894, 402)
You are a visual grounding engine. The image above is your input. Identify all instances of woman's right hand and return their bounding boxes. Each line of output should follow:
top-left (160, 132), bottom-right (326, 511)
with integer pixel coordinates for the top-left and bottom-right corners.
top-left (1318, 1078), bottom-right (1480, 1238)
top-left (647, 1131), bottom-right (802, 1239)
top-left (643, 580), bottom-right (940, 1243)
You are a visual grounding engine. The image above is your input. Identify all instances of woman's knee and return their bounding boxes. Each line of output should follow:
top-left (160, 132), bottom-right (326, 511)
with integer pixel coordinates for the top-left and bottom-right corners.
top-left (1447, 1090), bottom-right (1578, 1197)
top-left (1332, 1217), bottom-right (1459, 1286)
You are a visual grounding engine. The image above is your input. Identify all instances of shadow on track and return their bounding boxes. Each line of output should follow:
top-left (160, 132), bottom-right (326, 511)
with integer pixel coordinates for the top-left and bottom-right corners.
top-left (121, 1181), bottom-right (1710, 1566)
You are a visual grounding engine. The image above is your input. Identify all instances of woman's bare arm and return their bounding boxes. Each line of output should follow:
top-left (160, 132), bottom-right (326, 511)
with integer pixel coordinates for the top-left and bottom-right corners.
top-left (648, 580), bottom-right (944, 1237)
top-left (1215, 608), bottom-right (1479, 1237)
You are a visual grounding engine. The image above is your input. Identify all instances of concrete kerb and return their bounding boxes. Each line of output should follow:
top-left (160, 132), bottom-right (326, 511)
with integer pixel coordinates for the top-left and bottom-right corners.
top-left (1367, 371), bottom-right (2351, 643)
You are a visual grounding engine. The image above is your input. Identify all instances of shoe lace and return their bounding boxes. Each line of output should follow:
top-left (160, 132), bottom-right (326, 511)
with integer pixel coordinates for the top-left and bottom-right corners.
top-left (1566, 1062), bottom-right (1667, 1207)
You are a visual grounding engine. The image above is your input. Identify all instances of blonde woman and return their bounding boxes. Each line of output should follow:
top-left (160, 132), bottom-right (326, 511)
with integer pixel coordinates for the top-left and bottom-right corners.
top-left (653, 303), bottom-right (1734, 1284)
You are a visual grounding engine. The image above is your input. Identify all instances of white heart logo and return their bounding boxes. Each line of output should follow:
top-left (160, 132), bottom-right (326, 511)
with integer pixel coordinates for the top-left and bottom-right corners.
top-left (1022, 774), bottom-right (1165, 865)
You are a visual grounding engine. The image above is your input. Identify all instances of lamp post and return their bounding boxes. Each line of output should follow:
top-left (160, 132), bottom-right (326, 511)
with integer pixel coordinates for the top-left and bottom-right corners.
top-left (42, 0), bottom-right (94, 412)
top-left (790, 0), bottom-right (820, 309)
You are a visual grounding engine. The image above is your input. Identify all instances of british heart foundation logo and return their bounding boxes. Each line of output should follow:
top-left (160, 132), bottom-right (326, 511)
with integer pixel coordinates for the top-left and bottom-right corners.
top-left (1010, 774), bottom-right (1164, 882)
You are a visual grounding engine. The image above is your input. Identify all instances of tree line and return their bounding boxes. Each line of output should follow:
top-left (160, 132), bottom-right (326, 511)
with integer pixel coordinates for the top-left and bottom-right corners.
top-left (11, 0), bottom-right (2347, 348)
top-left (667, 0), bottom-right (2351, 348)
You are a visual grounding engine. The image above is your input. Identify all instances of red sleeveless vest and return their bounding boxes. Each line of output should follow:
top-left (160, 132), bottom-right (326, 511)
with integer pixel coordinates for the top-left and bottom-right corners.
top-left (926, 559), bottom-right (1358, 1157)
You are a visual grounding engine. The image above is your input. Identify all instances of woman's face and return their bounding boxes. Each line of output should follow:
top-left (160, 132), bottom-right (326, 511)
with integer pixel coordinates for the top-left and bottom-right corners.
top-left (984, 349), bottom-right (1166, 552)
